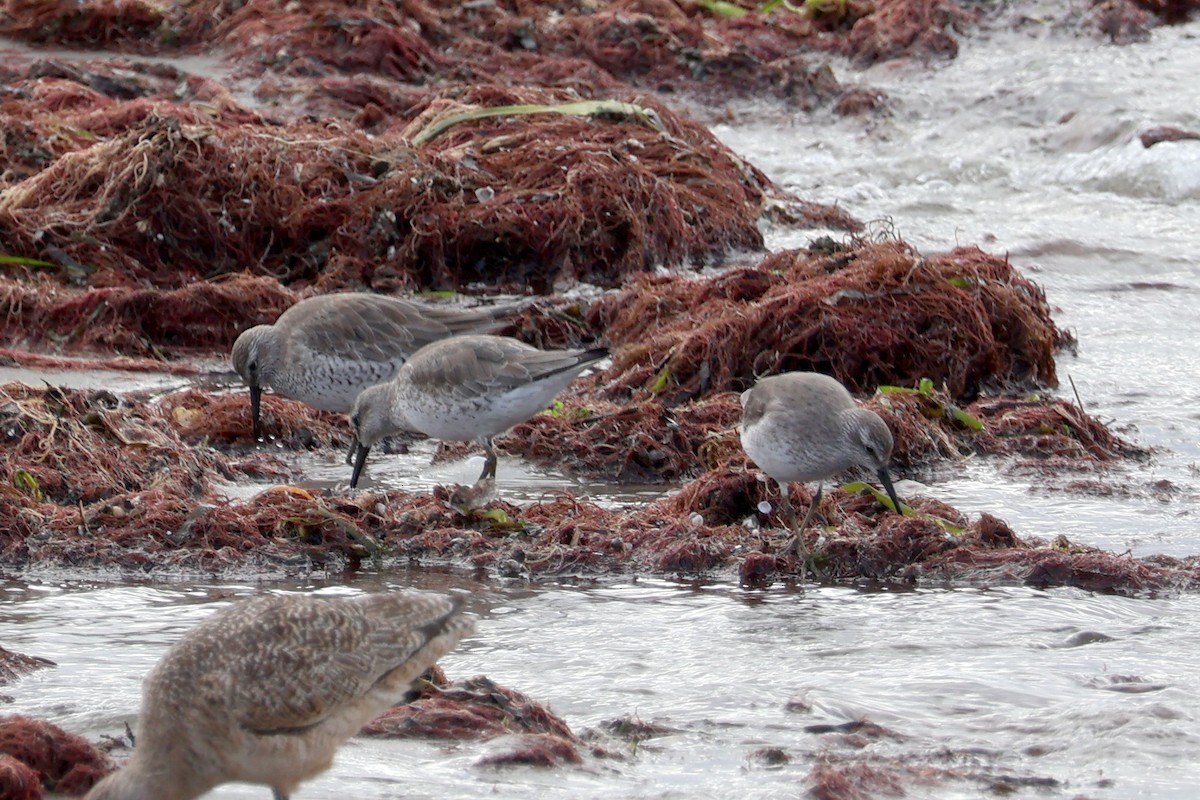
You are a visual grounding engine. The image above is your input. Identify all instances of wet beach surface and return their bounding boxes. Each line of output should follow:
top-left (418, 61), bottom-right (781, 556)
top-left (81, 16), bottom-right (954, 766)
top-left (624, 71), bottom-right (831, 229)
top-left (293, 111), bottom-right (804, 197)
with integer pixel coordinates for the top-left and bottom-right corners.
top-left (4, 2), bottom-right (1200, 799)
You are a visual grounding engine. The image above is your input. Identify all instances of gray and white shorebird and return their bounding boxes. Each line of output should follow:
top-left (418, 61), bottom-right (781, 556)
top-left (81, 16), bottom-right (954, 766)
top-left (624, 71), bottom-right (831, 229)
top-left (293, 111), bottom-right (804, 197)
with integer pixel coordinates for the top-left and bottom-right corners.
top-left (349, 334), bottom-right (609, 488)
top-left (739, 371), bottom-right (902, 558)
top-left (84, 590), bottom-right (473, 800)
top-left (231, 292), bottom-right (519, 442)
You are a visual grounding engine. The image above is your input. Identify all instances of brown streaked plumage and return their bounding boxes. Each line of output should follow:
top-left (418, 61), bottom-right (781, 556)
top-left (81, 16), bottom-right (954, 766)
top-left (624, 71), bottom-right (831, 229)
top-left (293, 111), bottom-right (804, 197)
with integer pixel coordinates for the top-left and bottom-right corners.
top-left (83, 591), bottom-right (473, 800)
top-left (739, 371), bottom-right (901, 560)
top-left (349, 334), bottom-right (609, 488)
top-left (231, 292), bottom-right (519, 441)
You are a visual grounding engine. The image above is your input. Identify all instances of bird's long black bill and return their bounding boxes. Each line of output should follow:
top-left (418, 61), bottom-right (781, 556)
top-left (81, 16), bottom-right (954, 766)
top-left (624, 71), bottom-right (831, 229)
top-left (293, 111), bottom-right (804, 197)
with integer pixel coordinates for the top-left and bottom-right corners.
top-left (877, 467), bottom-right (902, 515)
top-left (350, 442), bottom-right (371, 489)
top-left (250, 385), bottom-right (262, 440)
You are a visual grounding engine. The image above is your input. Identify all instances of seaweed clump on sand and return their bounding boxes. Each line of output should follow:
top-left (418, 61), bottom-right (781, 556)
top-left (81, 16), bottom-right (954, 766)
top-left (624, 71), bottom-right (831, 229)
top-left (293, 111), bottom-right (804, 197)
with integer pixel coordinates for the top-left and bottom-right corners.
top-left (1087, 0), bottom-right (1198, 43)
top-left (511, 394), bottom-right (744, 483)
top-left (159, 387), bottom-right (351, 453)
top-left (0, 0), bottom-right (975, 111)
top-left (364, 674), bottom-right (593, 766)
top-left (368, 470), bottom-right (1196, 596)
top-left (0, 715), bottom-right (111, 798)
top-left (0, 80), bottom-right (830, 354)
top-left (591, 240), bottom-right (1069, 406)
top-left (0, 383), bottom-right (313, 571)
top-left (0, 274), bottom-right (296, 358)
top-left (0, 379), bottom-right (1174, 595)
top-left (0, 54), bottom-right (818, 284)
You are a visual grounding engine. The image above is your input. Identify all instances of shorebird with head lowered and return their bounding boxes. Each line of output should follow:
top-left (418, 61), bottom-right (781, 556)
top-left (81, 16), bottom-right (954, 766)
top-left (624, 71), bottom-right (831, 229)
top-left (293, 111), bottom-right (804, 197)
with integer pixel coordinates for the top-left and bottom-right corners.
top-left (349, 334), bottom-right (608, 489)
top-left (83, 590), bottom-right (473, 800)
top-left (231, 292), bottom-right (520, 444)
top-left (739, 371), bottom-right (902, 559)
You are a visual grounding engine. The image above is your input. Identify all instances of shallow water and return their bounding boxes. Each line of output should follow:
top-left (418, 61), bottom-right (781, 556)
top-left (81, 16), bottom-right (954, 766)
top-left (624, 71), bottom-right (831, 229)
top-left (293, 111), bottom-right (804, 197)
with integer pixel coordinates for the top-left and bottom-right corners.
top-left (6, 17), bottom-right (1200, 800)
top-left (7, 577), bottom-right (1200, 798)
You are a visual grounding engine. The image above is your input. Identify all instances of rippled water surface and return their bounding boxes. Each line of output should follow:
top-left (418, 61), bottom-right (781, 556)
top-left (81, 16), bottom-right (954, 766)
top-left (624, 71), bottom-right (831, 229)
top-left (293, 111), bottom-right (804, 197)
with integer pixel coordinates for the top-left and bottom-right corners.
top-left (5, 18), bottom-right (1200, 800)
top-left (8, 577), bottom-right (1200, 799)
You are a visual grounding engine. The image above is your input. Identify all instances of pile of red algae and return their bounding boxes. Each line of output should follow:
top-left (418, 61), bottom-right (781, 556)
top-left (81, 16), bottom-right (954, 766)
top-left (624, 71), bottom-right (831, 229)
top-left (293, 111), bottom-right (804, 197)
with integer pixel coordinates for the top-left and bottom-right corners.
top-left (3, 0), bottom-right (1188, 123)
top-left (0, 38), bottom-right (830, 291)
top-left (0, 80), bottom-right (835, 353)
top-left (1084, 0), bottom-right (1199, 43)
top-left (364, 674), bottom-right (599, 767)
top-left (1, 376), bottom-right (1183, 594)
top-left (0, 274), bottom-right (297, 358)
top-left (751, 706), bottom-right (1064, 796)
top-left (369, 476), bottom-right (1197, 596)
top-left (800, 749), bottom-right (1061, 798)
top-left (0, 0), bottom-right (967, 105)
top-left (0, 715), bottom-right (111, 798)
top-left (586, 239), bottom-right (1069, 406)
top-left (0, 382), bottom-right (297, 572)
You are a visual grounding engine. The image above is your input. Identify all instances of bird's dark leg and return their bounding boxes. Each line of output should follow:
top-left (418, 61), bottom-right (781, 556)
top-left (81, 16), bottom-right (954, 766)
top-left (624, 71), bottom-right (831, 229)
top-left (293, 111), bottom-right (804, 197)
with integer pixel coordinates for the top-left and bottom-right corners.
top-left (476, 436), bottom-right (498, 483)
top-left (778, 482), bottom-right (798, 530)
top-left (777, 483), bottom-right (824, 574)
top-left (344, 434), bottom-right (359, 467)
top-left (798, 483), bottom-right (824, 533)
top-left (272, 788), bottom-right (288, 800)
top-left (776, 482), bottom-right (807, 562)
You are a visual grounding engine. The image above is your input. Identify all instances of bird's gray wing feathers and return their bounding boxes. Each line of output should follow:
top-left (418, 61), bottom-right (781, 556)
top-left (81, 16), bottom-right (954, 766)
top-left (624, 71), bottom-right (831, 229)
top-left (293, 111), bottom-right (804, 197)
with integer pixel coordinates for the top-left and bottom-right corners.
top-left (290, 295), bottom-right (504, 365)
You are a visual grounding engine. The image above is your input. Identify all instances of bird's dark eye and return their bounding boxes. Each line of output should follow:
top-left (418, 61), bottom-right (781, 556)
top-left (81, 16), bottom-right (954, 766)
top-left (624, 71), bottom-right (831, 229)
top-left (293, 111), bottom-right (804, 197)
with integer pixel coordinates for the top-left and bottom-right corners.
top-left (351, 414), bottom-right (360, 429)
top-left (248, 360), bottom-right (257, 372)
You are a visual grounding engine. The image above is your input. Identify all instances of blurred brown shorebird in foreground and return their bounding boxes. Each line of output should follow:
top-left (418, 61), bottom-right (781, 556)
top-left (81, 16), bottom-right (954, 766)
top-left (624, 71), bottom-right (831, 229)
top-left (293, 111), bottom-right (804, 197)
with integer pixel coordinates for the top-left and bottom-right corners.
top-left (84, 590), bottom-right (473, 800)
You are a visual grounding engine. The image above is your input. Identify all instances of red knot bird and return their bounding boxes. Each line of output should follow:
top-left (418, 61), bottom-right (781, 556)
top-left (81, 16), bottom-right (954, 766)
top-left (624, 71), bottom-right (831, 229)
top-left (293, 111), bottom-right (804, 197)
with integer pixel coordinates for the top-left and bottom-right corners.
top-left (739, 371), bottom-right (901, 559)
top-left (349, 334), bottom-right (608, 488)
top-left (231, 292), bottom-right (520, 442)
top-left (83, 590), bottom-right (473, 800)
